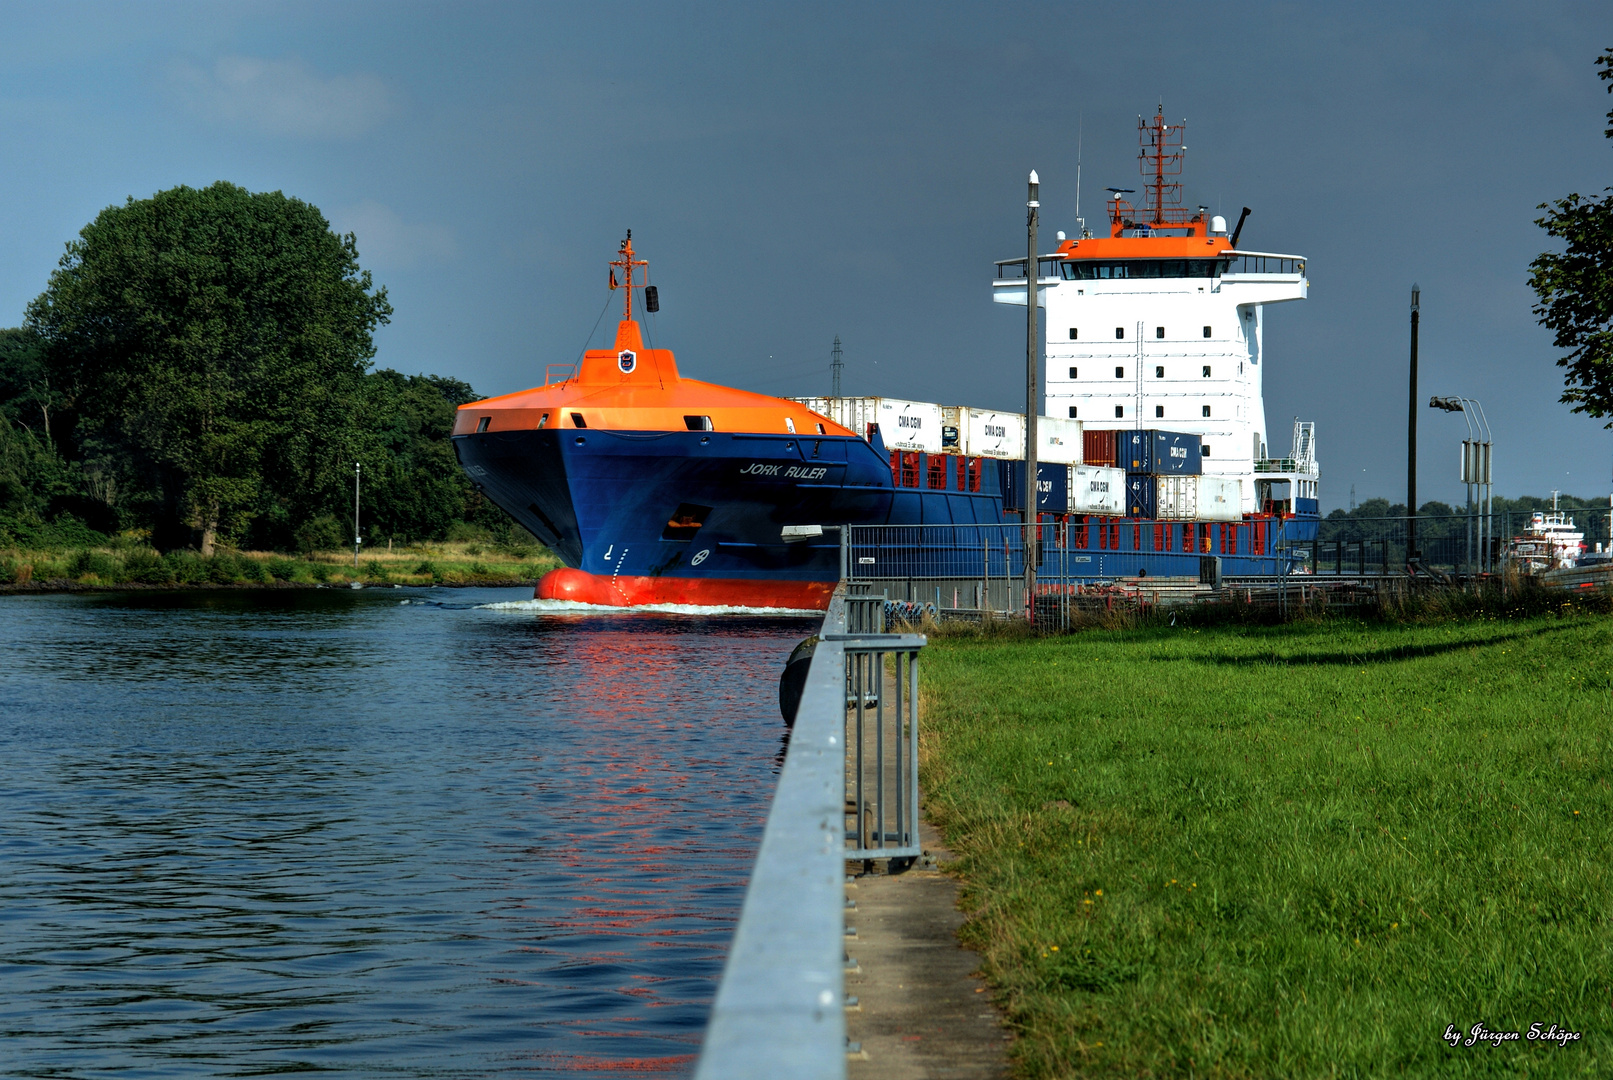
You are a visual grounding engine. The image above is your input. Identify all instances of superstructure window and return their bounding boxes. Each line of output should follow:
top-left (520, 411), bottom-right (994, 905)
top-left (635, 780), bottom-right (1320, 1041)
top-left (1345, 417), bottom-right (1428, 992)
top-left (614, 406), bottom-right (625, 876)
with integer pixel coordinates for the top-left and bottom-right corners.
top-left (537, 413), bottom-right (550, 429)
top-left (1062, 259), bottom-right (1223, 281)
top-left (1068, 366), bottom-right (1077, 378)
top-left (1155, 365), bottom-right (1164, 378)
top-left (1155, 326), bottom-right (1165, 339)
top-left (1114, 405), bottom-right (1123, 418)
top-left (1155, 405), bottom-right (1164, 418)
top-left (1203, 365), bottom-right (1211, 377)
top-left (1202, 405), bottom-right (1211, 417)
top-left (1203, 326), bottom-right (1212, 337)
top-left (1203, 445), bottom-right (1211, 457)
top-left (1069, 328), bottom-right (1078, 340)
top-left (1068, 406), bottom-right (1078, 418)
top-left (570, 412), bottom-right (587, 428)
top-left (683, 415), bottom-right (713, 431)
top-left (475, 416), bottom-right (490, 433)
top-left (1115, 327), bottom-right (1124, 340)
top-left (1114, 366), bottom-right (1124, 378)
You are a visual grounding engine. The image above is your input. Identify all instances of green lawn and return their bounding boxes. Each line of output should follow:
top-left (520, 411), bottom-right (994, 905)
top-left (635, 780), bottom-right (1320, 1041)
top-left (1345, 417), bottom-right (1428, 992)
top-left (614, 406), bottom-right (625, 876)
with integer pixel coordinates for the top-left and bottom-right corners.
top-left (921, 615), bottom-right (1613, 1078)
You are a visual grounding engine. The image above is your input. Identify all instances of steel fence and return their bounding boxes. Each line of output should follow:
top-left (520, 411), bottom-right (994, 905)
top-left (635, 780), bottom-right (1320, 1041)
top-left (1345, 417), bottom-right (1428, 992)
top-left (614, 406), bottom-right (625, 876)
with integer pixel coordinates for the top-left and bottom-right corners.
top-left (695, 586), bottom-right (925, 1079)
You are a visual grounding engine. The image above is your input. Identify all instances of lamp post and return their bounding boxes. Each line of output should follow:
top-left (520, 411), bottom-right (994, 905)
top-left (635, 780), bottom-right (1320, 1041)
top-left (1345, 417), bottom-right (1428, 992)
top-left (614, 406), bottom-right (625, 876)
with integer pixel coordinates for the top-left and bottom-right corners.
top-left (1430, 396), bottom-right (1493, 576)
top-left (353, 462), bottom-right (362, 570)
top-left (1407, 285), bottom-right (1420, 571)
top-left (1024, 170), bottom-right (1040, 619)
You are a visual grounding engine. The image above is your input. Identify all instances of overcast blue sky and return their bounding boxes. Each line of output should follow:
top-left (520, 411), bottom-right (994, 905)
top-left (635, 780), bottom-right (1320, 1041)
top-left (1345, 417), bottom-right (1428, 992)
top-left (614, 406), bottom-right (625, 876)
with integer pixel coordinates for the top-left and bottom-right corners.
top-left (1, 1), bottom-right (1608, 509)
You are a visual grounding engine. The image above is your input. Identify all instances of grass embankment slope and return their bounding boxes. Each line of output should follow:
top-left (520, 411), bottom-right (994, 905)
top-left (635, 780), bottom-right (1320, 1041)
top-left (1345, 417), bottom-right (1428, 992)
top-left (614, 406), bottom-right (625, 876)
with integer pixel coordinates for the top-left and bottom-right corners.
top-left (922, 615), bottom-right (1612, 1078)
top-left (0, 540), bottom-right (559, 589)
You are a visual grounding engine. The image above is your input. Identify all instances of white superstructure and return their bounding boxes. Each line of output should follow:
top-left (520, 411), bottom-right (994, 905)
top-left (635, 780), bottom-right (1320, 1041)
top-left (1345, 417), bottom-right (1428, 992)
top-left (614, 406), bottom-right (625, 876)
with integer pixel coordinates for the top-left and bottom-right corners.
top-left (992, 105), bottom-right (1319, 513)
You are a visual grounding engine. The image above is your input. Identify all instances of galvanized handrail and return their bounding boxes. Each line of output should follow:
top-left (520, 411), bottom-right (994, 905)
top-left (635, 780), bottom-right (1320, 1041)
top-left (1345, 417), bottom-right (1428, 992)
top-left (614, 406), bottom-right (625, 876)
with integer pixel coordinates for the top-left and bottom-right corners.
top-left (696, 589), bottom-right (926, 1077)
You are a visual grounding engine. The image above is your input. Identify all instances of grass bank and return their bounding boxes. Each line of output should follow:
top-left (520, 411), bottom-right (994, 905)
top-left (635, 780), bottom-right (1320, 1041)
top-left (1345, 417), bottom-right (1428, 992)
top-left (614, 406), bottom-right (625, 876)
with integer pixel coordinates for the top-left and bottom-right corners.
top-left (922, 614), bottom-right (1612, 1078)
top-left (0, 540), bottom-right (560, 589)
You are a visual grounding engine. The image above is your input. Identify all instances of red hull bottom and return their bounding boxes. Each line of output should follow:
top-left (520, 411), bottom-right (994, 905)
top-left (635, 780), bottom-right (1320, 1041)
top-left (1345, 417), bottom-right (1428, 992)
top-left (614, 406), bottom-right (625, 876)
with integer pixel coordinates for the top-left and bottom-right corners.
top-left (536, 567), bottom-right (833, 611)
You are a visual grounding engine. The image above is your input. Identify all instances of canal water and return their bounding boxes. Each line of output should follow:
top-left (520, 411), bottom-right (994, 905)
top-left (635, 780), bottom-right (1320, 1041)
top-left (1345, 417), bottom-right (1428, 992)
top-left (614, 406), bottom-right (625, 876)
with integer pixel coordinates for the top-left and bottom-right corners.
top-left (0, 588), bottom-right (814, 1078)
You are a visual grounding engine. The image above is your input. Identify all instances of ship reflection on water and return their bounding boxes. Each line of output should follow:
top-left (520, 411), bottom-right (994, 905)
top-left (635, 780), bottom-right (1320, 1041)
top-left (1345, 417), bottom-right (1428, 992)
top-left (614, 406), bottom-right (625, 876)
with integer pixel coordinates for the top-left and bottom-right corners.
top-left (0, 587), bottom-right (808, 1078)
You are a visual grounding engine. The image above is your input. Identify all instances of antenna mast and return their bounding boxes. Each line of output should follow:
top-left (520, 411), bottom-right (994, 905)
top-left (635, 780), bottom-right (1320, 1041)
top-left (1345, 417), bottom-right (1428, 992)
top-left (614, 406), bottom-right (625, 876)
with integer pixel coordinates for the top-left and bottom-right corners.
top-left (608, 230), bottom-right (648, 321)
top-left (1139, 104), bottom-right (1186, 224)
top-left (830, 336), bottom-right (844, 396)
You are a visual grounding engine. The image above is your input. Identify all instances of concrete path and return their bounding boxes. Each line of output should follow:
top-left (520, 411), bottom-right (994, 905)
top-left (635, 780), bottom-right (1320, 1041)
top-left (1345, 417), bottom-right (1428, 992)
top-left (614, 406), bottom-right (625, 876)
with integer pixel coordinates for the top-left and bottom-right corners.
top-left (844, 820), bottom-right (1010, 1079)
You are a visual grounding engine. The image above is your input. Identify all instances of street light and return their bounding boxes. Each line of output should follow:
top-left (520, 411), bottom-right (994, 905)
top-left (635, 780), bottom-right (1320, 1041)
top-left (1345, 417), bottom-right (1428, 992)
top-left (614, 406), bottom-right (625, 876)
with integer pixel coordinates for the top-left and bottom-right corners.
top-left (1428, 396), bottom-right (1493, 575)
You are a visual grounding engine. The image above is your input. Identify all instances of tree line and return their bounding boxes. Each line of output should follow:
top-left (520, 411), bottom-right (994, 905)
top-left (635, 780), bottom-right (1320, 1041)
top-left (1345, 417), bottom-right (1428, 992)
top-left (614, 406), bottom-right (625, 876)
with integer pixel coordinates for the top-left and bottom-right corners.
top-left (0, 182), bottom-right (519, 555)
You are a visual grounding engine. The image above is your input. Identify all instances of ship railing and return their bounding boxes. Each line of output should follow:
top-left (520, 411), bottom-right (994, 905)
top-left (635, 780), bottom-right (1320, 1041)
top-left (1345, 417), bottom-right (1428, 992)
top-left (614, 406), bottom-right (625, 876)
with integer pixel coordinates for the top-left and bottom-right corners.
top-left (694, 586), bottom-right (924, 1079)
top-left (544, 362), bottom-right (577, 385)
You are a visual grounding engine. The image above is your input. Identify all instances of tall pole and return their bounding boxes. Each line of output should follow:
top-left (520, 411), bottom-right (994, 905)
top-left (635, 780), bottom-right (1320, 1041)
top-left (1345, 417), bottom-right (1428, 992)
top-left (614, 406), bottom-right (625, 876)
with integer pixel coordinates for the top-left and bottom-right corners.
top-left (1407, 285), bottom-right (1419, 570)
top-left (1025, 170), bottom-right (1040, 618)
top-left (353, 462), bottom-right (362, 569)
top-left (831, 335), bottom-right (843, 397)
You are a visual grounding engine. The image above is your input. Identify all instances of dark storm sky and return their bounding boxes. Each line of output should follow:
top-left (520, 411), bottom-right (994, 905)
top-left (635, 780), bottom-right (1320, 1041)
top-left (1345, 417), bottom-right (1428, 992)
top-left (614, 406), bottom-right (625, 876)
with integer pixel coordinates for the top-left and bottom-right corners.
top-left (1, 1), bottom-right (1608, 509)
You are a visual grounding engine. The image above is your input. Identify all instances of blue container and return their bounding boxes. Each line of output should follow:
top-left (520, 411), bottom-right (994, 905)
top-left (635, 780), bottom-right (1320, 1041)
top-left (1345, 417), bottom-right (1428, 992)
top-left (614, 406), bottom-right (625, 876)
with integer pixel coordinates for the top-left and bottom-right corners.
top-left (1001, 460), bottom-right (1070, 513)
top-left (1118, 429), bottom-right (1202, 475)
top-left (1124, 473), bottom-right (1156, 518)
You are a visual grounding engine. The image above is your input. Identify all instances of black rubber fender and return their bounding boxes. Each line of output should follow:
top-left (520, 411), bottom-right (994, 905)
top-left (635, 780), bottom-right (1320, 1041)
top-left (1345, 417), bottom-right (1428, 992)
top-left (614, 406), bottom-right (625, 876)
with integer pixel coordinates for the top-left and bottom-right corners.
top-left (778, 636), bottom-right (818, 725)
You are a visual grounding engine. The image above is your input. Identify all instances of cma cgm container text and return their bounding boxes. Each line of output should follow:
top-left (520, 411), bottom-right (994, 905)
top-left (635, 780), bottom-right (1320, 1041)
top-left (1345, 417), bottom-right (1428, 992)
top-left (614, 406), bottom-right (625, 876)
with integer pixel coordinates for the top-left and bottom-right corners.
top-left (1120, 430), bottom-right (1203, 475)
top-left (1000, 460), bottom-right (1069, 513)
top-left (1069, 465), bottom-right (1126, 515)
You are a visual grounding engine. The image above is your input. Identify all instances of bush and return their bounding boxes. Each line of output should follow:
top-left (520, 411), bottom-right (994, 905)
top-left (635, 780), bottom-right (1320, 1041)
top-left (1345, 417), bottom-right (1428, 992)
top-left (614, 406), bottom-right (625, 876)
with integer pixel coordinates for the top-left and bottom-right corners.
top-left (414, 559), bottom-right (442, 583)
top-left (165, 551), bottom-right (208, 584)
top-left (308, 561), bottom-right (332, 583)
top-left (295, 514), bottom-right (347, 555)
top-left (468, 561), bottom-right (490, 576)
top-left (122, 548), bottom-right (174, 585)
top-left (446, 521), bottom-right (493, 544)
top-left (69, 549), bottom-right (120, 581)
top-left (265, 557), bottom-right (299, 581)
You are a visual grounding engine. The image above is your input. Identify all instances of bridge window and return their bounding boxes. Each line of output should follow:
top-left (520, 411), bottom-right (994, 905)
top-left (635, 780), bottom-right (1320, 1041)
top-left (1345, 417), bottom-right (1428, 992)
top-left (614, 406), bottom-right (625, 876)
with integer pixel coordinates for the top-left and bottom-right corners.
top-left (1062, 259), bottom-right (1223, 281)
top-left (475, 416), bottom-right (490, 433)
top-left (570, 412), bottom-right (586, 428)
top-left (684, 415), bottom-right (713, 431)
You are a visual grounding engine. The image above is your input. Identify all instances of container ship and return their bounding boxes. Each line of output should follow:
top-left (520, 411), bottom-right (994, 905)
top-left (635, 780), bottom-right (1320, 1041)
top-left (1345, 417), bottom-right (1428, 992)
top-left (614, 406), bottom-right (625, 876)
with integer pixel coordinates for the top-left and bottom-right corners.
top-left (450, 108), bottom-right (1320, 609)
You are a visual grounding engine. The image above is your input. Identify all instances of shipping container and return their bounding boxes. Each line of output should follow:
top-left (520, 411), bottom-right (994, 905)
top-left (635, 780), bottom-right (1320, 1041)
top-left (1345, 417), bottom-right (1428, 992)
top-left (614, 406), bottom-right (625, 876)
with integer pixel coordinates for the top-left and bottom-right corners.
top-left (1067, 465), bottom-right (1126, 515)
top-left (877, 398), bottom-right (944, 453)
top-left (1119, 429), bottom-right (1203, 475)
top-left (960, 408), bottom-right (1024, 459)
top-left (1154, 475), bottom-right (1243, 521)
top-left (791, 396), bottom-right (944, 451)
top-left (1000, 460), bottom-right (1069, 513)
top-left (1083, 429), bottom-right (1118, 467)
top-left (1034, 415), bottom-right (1084, 464)
top-left (1124, 473), bottom-right (1156, 517)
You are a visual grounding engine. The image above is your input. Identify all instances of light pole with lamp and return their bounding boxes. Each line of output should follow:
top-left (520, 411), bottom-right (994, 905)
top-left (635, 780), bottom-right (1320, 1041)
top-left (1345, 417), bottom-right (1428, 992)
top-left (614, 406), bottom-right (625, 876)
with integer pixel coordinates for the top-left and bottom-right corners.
top-left (1429, 396), bottom-right (1493, 576)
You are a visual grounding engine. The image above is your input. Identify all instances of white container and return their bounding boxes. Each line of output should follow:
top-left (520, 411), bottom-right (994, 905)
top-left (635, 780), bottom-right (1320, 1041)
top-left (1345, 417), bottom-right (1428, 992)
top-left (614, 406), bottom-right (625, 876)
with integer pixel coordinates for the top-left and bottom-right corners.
top-left (1067, 465), bottom-right (1126, 515)
top-left (1155, 475), bottom-right (1242, 521)
top-left (1034, 415), bottom-right (1083, 465)
top-left (961, 408), bottom-right (1024, 459)
top-left (876, 398), bottom-right (944, 453)
top-left (791, 397), bottom-right (881, 441)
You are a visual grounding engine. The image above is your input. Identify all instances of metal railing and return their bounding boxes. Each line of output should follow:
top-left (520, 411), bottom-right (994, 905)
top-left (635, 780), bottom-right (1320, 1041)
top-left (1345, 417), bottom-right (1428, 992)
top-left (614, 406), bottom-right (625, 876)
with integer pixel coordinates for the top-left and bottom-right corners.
top-left (839, 633), bottom-right (922, 864)
top-left (695, 587), bottom-right (925, 1079)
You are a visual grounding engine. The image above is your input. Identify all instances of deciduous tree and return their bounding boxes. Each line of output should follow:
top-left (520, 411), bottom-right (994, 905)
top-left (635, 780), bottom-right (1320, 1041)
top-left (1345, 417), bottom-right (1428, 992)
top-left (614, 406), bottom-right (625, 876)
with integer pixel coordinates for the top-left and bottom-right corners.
top-left (1530, 48), bottom-right (1613, 423)
top-left (26, 182), bottom-right (392, 552)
